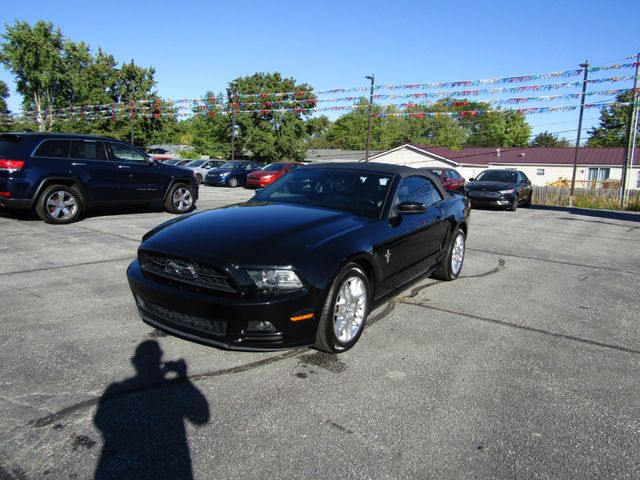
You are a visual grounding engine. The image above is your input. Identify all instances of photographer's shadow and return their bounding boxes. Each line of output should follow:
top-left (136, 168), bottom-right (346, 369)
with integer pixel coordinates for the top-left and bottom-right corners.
top-left (94, 340), bottom-right (210, 479)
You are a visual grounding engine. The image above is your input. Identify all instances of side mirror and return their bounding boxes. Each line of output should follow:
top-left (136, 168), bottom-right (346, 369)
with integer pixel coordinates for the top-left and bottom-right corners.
top-left (397, 201), bottom-right (426, 214)
top-left (469, 177), bottom-right (474, 182)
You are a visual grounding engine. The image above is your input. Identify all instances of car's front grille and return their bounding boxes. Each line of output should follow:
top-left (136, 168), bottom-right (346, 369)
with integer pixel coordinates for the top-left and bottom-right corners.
top-left (139, 298), bottom-right (227, 336)
top-left (140, 252), bottom-right (236, 293)
top-left (468, 190), bottom-right (501, 199)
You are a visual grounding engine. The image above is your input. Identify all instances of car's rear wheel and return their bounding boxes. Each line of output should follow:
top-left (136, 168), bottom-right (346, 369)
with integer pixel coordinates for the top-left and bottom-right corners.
top-left (165, 183), bottom-right (195, 214)
top-left (228, 176), bottom-right (239, 188)
top-left (432, 228), bottom-right (465, 281)
top-left (36, 185), bottom-right (83, 224)
top-left (314, 263), bottom-right (370, 354)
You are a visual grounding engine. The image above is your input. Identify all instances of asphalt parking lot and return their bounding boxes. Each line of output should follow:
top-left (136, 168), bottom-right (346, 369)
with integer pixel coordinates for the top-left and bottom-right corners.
top-left (1, 186), bottom-right (640, 479)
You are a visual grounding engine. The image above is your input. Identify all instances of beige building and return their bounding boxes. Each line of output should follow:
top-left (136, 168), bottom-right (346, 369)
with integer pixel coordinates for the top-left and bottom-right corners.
top-left (366, 144), bottom-right (640, 189)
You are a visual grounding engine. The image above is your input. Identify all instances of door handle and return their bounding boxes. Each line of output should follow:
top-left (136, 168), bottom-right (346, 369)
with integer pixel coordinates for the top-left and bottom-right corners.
top-left (71, 162), bottom-right (86, 166)
top-left (117, 165), bottom-right (131, 169)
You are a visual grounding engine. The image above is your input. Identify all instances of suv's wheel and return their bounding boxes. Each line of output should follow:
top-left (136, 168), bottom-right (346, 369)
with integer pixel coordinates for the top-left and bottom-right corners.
top-left (227, 176), bottom-right (239, 188)
top-left (195, 173), bottom-right (203, 184)
top-left (314, 263), bottom-right (370, 354)
top-left (165, 183), bottom-right (195, 214)
top-left (36, 185), bottom-right (83, 224)
top-left (432, 228), bottom-right (465, 281)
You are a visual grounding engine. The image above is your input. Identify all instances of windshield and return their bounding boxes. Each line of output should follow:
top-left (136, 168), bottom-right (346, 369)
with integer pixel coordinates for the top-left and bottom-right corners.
top-left (252, 168), bottom-right (393, 218)
top-left (475, 170), bottom-right (517, 183)
top-left (185, 160), bottom-right (206, 167)
top-left (261, 163), bottom-right (286, 171)
top-left (221, 161), bottom-right (247, 169)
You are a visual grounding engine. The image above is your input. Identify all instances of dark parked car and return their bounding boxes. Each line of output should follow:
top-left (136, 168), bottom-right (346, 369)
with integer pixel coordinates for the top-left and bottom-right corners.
top-left (182, 159), bottom-right (226, 184)
top-left (245, 162), bottom-right (304, 189)
top-left (464, 169), bottom-right (532, 211)
top-left (127, 163), bottom-right (470, 353)
top-left (419, 167), bottom-right (465, 192)
top-left (204, 160), bottom-right (263, 188)
top-left (0, 132), bottom-right (198, 224)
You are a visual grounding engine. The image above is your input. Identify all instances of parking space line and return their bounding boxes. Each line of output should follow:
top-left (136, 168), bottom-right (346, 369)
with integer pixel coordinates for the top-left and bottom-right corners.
top-left (400, 299), bottom-right (640, 357)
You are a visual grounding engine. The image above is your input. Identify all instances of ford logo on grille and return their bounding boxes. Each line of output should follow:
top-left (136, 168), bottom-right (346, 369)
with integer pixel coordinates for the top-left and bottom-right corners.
top-left (165, 260), bottom-right (198, 279)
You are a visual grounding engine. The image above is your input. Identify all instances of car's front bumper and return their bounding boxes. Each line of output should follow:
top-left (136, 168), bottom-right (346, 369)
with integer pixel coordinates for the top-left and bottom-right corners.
top-left (127, 259), bottom-right (320, 351)
top-left (466, 191), bottom-right (515, 208)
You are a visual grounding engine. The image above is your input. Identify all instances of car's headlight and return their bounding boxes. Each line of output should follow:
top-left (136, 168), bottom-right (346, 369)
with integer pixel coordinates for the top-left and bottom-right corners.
top-left (499, 188), bottom-right (515, 195)
top-left (220, 172), bottom-right (230, 177)
top-left (247, 269), bottom-right (303, 290)
top-left (262, 174), bottom-right (274, 180)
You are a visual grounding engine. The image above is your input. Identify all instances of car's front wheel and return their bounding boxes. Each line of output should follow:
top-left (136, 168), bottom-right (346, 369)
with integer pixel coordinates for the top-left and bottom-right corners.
top-left (432, 227), bottom-right (465, 281)
top-left (227, 176), bottom-right (239, 188)
top-left (165, 183), bottom-right (195, 214)
top-left (314, 263), bottom-right (370, 354)
top-left (36, 185), bottom-right (83, 224)
top-left (508, 197), bottom-right (518, 211)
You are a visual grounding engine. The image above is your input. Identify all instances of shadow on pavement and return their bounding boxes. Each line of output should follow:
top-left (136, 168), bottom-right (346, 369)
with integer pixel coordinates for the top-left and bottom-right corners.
top-left (93, 340), bottom-right (210, 480)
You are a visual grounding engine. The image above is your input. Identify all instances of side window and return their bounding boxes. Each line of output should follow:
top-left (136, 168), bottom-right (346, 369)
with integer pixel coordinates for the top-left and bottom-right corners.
top-left (395, 176), bottom-right (443, 208)
top-left (108, 142), bottom-right (147, 163)
top-left (70, 140), bottom-right (107, 160)
top-left (33, 140), bottom-right (70, 158)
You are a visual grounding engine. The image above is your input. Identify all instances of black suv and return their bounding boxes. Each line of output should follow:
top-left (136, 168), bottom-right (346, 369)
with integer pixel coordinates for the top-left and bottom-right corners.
top-left (0, 132), bottom-right (198, 224)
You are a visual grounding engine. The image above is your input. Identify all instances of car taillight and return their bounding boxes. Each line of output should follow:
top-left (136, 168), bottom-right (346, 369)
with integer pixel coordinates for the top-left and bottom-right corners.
top-left (0, 159), bottom-right (25, 172)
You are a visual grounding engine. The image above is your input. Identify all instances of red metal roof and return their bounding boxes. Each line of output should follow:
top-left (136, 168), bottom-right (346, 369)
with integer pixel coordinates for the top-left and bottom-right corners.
top-left (407, 144), bottom-right (639, 167)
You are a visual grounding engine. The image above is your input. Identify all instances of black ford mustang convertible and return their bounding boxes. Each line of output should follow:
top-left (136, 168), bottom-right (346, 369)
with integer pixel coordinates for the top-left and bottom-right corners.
top-left (127, 162), bottom-right (470, 353)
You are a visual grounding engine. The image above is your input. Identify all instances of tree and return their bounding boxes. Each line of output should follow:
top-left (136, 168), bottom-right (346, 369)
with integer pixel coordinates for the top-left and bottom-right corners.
top-left (587, 91), bottom-right (638, 147)
top-left (530, 131), bottom-right (571, 147)
top-left (178, 91), bottom-right (231, 158)
top-left (0, 20), bottom-right (64, 131)
top-left (0, 80), bottom-right (11, 132)
top-left (230, 72), bottom-right (316, 162)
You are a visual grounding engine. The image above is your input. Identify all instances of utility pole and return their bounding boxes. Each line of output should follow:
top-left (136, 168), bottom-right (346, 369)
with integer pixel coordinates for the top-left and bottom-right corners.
top-left (620, 53), bottom-right (640, 207)
top-left (569, 62), bottom-right (589, 208)
top-left (365, 74), bottom-right (375, 161)
top-left (228, 88), bottom-right (237, 161)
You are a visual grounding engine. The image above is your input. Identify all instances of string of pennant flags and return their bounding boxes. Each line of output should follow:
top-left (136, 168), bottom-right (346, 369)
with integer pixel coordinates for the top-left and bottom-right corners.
top-left (0, 61), bottom-right (637, 125)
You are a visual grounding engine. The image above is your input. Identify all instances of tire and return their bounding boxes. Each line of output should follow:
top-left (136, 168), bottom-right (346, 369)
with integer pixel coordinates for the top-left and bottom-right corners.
top-left (522, 193), bottom-right (532, 207)
top-left (314, 263), bottom-right (370, 354)
top-left (195, 173), bottom-right (203, 185)
top-left (164, 183), bottom-right (195, 214)
top-left (35, 185), bottom-right (83, 224)
top-left (227, 176), bottom-right (239, 188)
top-left (432, 228), bottom-right (465, 281)
top-left (508, 197), bottom-right (518, 211)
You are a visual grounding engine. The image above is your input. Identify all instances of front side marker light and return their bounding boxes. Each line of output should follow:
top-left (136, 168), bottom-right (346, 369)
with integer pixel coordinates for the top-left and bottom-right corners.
top-left (290, 313), bottom-right (314, 322)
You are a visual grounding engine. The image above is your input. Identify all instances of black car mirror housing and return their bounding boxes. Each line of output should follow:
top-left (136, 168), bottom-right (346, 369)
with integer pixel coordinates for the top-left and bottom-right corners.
top-left (397, 201), bottom-right (427, 214)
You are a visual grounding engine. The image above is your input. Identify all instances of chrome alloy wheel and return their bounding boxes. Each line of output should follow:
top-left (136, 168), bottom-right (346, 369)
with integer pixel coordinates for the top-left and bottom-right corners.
top-left (333, 275), bottom-right (367, 343)
top-left (172, 187), bottom-right (193, 212)
top-left (451, 232), bottom-right (465, 276)
top-left (45, 190), bottom-right (78, 221)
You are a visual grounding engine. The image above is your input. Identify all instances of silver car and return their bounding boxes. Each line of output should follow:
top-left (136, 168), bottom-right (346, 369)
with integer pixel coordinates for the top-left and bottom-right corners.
top-left (182, 160), bottom-right (226, 184)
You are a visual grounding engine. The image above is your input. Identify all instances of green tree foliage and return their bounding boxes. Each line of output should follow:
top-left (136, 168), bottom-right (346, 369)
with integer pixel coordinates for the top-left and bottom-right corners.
top-left (0, 20), bottom-right (64, 131)
top-left (0, 20), bottom-right (174, 146)
top-left (177, 91), bottom-right (231, 158)
top-left (530, 131), bottom-right (571, 147)
top-left (230, 72), bottom-right (316, 162)
top-left (0, 80), bottom-right (9, 114)
top-left (587, 91), bottom-right (638, 147)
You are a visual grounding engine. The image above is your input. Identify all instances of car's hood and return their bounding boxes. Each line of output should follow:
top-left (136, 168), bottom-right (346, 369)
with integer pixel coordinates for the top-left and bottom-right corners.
top-left (466, 181), bottom-right (514, 191)
top-left (141, 202), bottom-right (370, 266)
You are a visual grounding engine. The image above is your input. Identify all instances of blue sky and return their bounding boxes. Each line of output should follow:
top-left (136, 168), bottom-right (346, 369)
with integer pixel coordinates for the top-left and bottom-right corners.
top-left (1, 0), bottom-right (639, 140)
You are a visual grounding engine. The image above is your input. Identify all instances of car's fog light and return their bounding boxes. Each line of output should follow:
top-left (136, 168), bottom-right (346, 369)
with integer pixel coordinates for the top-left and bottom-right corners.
top-left (135, 295), bottom-right (147, 309)
top-left (248, 320), bottom-right (277, 332)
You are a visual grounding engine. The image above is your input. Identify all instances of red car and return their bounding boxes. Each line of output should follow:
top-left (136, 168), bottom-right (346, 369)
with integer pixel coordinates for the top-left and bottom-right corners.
top-left (419, 167), bottom-right (465, 192)
top-left (245, 162), bottom-right (303, 189)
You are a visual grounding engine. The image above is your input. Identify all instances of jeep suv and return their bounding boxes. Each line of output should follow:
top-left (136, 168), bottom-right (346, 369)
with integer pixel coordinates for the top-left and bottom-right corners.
top-left (0, 132), bottom-right (198, 224)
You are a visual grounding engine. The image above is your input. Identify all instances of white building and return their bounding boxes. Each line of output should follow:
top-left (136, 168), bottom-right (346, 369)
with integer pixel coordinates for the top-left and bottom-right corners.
top-left (367, 144), bottom-right (640, 189)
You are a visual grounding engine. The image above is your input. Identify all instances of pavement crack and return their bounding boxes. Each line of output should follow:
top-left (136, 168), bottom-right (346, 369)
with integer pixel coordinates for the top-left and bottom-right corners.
top-left (400, 299), bottom-right (640, 357)
top-left (468, 248), bottom-right (639, 276)
top-left (0, 256), bottom-right (134, 277)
